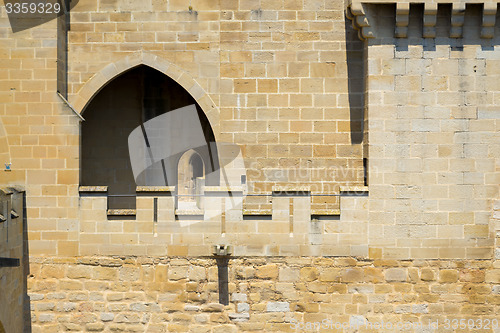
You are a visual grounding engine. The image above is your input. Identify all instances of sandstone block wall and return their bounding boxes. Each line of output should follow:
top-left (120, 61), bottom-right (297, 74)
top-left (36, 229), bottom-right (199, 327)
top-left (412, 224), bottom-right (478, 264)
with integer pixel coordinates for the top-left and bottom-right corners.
top-left (0, 0), bottom-right (366, 258)
top-left (65, 0), bottom-right (365, 209)
top-left (358, 4), bottom-right (500, 259)
top-left (0, 0), bottom-right (500, 331)
top-left (1, 0), bottom-right (498, 259)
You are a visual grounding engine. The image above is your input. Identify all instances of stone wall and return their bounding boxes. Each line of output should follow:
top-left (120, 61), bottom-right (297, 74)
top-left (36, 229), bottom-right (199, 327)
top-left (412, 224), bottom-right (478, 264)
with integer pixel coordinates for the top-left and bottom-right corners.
top-left (0, 0), bottom-right (497, 259)
top-left (28, 256), bottom-right (500, 332)
top-left (355, 3), bottom-right (500, 260)
top-left (0, 187), bottom-right (27, 333)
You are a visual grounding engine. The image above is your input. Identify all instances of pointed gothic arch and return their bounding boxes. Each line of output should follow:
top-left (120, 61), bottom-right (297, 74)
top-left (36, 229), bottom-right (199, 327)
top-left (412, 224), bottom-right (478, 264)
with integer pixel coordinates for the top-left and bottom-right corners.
top-left (71, 51), bottom-right (220, 141)
top-left (79, 62), bottom-right (220, 209)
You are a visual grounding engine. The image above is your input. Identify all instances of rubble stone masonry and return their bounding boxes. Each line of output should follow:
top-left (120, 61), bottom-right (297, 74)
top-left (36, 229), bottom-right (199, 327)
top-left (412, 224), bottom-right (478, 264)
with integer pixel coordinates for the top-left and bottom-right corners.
top-left (27, 256), bottom-right (500, 332)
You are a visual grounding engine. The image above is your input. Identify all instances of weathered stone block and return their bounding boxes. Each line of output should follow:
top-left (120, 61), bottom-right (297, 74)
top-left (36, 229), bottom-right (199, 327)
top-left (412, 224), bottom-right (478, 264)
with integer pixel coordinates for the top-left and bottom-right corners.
top-left (299, 267), bottom-right (319, 282)
top-left (256, 264), bottom-right (279, 279)
top-left (385, 268), bottom-right (407, 282)
top-left (439, 270), bottom-right (459, 283)
top-left (266, 302), bottom-right (290, 312)
top-left (485, 270), bottom-right (500, 284)
top-left (279, 268), bottom-right (300, 282)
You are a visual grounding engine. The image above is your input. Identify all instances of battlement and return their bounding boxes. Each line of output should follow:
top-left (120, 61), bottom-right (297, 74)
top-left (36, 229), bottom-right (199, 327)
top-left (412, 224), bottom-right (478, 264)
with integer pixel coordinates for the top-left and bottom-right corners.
top-left (78, 186), bottom-right (369, 257)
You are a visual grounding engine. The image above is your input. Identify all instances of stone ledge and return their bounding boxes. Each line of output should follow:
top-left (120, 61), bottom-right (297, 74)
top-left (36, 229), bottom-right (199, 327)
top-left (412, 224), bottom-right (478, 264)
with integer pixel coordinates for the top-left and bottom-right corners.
top-left (204, 186), bottom-right (243, 193)
top-left (311, 209), bottom-right (341, 216)
top-left (79, 186), bottom-right (108, 193)
top-left (107, 209), bottom-right (136, 216)
top-left (175, 209), bottom-right (204, 216)
top-left (243, 209), bottom-right (272, 216)
top-left (136, 186), bottom-right (175, 192)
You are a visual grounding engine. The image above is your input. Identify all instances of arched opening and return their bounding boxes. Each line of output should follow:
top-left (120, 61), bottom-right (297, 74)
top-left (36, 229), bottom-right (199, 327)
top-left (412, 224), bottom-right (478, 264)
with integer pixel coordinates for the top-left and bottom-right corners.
top-left (177, 149), bottom-right (205, 210)
top-left (81, 65), bottom-right (219, 209)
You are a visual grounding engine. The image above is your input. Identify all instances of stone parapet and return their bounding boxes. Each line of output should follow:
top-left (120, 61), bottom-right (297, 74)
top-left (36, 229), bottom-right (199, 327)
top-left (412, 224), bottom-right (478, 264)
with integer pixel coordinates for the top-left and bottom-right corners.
top-left (77, 186), bottom-right (369, 258)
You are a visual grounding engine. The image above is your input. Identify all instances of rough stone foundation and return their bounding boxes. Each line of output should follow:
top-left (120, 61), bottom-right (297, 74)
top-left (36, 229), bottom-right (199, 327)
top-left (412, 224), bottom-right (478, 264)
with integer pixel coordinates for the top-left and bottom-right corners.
top-left (28, 256), bottom-right (500, 332)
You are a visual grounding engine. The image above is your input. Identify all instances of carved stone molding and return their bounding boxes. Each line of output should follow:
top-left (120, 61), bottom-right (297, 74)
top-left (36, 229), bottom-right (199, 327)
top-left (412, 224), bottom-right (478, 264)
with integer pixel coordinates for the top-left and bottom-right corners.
top-left (450, 2), bottom-right (466, 38)
top-left (482, 2), bottom-right (498, 38)
top-left (345, 1), bottom-right (375, 40)
top-left (423, 3), bottom-right (438, 38)
top-left (346, 0), bottom-right (500, 40)
top-left (395, 2), bottom-right (410, 38)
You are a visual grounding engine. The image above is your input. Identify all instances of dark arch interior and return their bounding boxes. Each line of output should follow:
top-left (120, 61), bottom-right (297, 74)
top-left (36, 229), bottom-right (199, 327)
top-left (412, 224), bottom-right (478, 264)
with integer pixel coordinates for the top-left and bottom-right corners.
top-left (81, 65), bottom-right (219, 209)
top-left (190, 153), bottom-right (204, 179)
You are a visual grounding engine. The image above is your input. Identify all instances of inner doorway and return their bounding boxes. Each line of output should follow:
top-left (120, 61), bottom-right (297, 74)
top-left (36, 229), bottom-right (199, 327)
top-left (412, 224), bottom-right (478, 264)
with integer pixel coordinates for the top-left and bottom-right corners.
top-left (177, 149), bottom-right (205, 210)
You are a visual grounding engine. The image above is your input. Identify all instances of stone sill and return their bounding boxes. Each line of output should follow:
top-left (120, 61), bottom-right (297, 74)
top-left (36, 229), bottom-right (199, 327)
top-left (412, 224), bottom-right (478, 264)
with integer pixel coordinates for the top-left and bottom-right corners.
top-left (204, 186), bottom-right (243, 193)
top-left (243, 209), bottom-right (272, 216)
top-left (175, 209), bottom-right (204, 216)
top-left (79, 186), bottom-right (108, 193)
top-left (136, 186), bottom-right (175, 192)
top-left (107, 209), bottom-right (136, 216)
top-left (311, 209), bottom-right (341, 216)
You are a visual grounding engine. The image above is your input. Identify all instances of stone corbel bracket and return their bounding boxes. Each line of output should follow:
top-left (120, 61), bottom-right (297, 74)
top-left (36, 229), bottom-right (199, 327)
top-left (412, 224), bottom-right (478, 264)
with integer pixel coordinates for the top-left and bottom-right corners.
top-left (346, 1), bottom-right (375, 40)
top-left (423, 3), bottom-right (438, 38)
top-left (395, 2), bottom-right (410, 38)
top-left (347, 1), bottom-right (499, 40)
top-left (450, 2), bottom-right (466, 38)
top-left (482, 3), bottom-right (498, 38)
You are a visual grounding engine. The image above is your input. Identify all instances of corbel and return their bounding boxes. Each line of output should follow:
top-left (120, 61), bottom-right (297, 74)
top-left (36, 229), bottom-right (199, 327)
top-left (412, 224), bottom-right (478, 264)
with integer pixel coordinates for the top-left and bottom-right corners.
top-left (346, 1), bottom-right (375, 40)
top-left (395, 2), bottom-right (410, 38)
top-left (423, 3), bottom-right (438, 38)
top-left (481, 3), bottom-right (497, 39)
top-left (450, 2), bottom-right (466, 38)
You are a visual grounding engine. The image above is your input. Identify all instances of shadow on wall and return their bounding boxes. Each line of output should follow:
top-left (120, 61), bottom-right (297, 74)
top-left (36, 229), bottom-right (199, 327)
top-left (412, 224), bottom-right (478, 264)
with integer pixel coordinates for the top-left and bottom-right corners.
top-left (345, 17), bottom-right (365, 145)
top-left (0, 189), bottom-right (31, 332)
top-left (23, 192), bottom-right (32, 333)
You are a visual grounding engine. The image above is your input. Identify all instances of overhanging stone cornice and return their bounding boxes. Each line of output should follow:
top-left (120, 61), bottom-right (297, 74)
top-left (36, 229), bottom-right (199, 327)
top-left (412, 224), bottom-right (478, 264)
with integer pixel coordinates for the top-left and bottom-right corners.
top-left (346, 0), bottom-right (499, 40)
